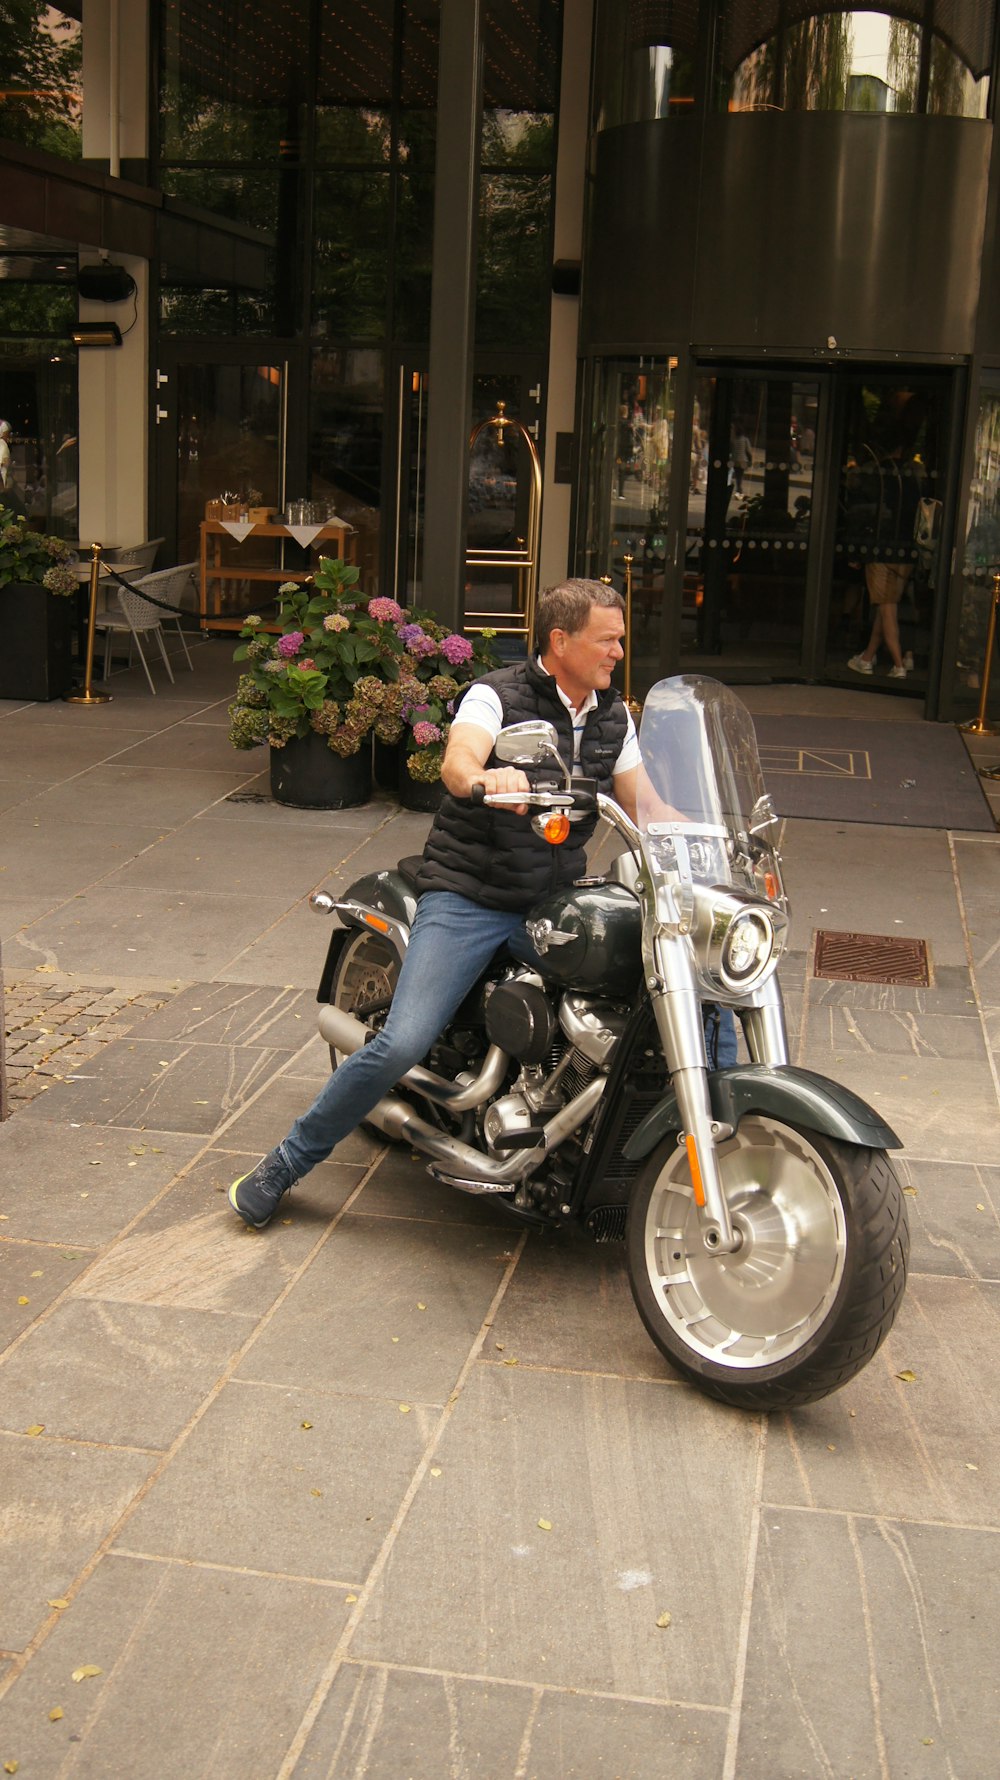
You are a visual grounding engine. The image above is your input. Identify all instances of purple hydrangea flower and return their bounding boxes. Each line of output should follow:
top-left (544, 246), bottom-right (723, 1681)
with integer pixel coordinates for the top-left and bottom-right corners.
top-left (277, 631), bottom-right (305, 658)
top-left (397, 623), bottom-right (425, 649)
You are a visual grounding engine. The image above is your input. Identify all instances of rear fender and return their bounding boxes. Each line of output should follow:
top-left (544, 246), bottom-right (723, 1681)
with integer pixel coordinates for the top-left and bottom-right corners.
top-left (622, 1063), bottom-right (902, 1161)
top-left (316, 868), bottom-right (416, 1002)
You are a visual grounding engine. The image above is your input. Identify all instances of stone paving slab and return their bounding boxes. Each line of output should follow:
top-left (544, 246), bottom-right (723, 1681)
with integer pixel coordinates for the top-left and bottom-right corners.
top-left (904, 1157), bottom-right (1000, 1281)
top-left (486, 1225), bottom-right (670, 1382)
top-left (4, 884), bottom-right (302, 981)
top-left (352, 1143), bottom-right (523, 1228)
top-left (15, 1034), bottom-right (298, 1135)
top-left (1, 813), bottom-right (169, 900)
top-left (107, 723), bottom-right (252, 772)
top-left (735, 1510), bottom-right (1000, 1780)
top-left (762, 1277), bottom-right (999, 1526)
top-left (120, 1376), bottom-right (430, 1582)
top-left (0, 1434), bottom-right (155, 1651)
top-left (0, 1555), bottom-right (352, 1780)
top-left (0, 1119), bottom-right (203, 1246)
top-left (0, 1296), bottom-right (251, 1450)
top-left (72, 1149), bottom-right (361, 1317)
top-left (779, 820), bottom-right (971, 967)
top-left (297, 1663), bottom-right (729, 1780)
top-left (101, 817), bottom-right (361, 898)
top-left (238, 1211), bottom-right (514, 1404)
top-left (0, 1240), bottom-right (94, 1348)
top-left (795, 1032), bottom-right (997, 1161)
top-left (0, 677), bottom-right (998, 1776)
top-left (121, 980), bottom-right (309, 1048)
top-left (13, 762), bottom-right (261, 829)
top-left (352, 1363), bottom-right (758, 1706)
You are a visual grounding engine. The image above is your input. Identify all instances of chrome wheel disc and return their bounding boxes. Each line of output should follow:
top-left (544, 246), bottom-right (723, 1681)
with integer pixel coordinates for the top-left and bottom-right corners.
top-left (331, 932), bottom-right (398, 1065)
top-left (644, 1116), bottom-right (848, 1369)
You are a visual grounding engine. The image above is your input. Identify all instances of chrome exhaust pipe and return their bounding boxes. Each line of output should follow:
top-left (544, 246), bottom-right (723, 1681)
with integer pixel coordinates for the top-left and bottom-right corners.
top-left (363, 1074), bottom-right (607, 1187)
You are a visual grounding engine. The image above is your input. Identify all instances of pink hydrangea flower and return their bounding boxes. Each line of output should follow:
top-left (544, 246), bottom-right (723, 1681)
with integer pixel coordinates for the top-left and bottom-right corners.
top-left (412, 720), bottom-right (442, 746)
top-left (368, 597), bottom-right (403, 623)
top-left (440, 633), bottom-right (473, 665)
top-left (298, 658), bottom-right (316, 670)
top-left (277, 631), bottom-right (305, 658)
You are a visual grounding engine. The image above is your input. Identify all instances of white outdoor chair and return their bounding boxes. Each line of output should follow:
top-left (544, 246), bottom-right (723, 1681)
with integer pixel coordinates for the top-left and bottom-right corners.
top-left (102, 537), bottom-right (164, 573)
top-left (131, 564), bottom-right (197, 672)
top-left (94, 563), bottom-right (197, 692)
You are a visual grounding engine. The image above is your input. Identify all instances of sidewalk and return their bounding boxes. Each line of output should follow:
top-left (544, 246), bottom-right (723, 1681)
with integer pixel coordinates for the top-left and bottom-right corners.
top-left (1, 642), bottom-right (998, 1779)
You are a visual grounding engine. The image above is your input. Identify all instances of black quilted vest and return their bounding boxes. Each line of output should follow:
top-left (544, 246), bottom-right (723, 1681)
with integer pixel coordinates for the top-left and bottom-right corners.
top-left (416, 657), bottom-right (629, 910)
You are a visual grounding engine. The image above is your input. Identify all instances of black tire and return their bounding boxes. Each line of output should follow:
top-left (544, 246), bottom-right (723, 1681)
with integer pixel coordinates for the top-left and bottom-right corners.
top-left (328, 928), bottom-right (400, 1074)
top-left (626, 1115), bottom-right (909, 1411)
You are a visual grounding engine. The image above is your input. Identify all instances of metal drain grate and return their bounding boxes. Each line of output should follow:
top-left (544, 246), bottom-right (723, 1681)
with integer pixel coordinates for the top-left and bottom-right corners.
top-left (813, 930), bottom-right (931, 986)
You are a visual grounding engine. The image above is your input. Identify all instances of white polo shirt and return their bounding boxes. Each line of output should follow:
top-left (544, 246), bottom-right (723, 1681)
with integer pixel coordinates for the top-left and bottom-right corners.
top-left (452, 660), bottom-right (640, 775)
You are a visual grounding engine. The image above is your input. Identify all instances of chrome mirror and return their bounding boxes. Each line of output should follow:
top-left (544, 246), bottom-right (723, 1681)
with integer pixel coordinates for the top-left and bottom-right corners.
top-left (494, 720), bottom-right (559, 764)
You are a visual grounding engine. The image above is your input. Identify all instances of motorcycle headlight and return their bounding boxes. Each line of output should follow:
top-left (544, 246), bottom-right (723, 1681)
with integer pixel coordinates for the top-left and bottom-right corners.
top-left (719, 909), bottom-right (774, 989)
top-left (686, 887), bottom-right (784, 997)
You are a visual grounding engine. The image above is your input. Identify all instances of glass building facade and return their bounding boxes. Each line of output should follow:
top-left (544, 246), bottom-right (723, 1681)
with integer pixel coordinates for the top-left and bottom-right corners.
top-left (1, 0), bottom-right (1000, 720)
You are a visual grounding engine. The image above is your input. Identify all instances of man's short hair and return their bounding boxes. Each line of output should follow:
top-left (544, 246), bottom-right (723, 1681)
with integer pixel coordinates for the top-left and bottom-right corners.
top-left (535, 578), bottom-right (624, 654)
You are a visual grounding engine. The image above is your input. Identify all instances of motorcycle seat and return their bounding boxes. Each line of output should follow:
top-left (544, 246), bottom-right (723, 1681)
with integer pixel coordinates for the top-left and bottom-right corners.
top-left (397, 855), bottom-right (425, 890)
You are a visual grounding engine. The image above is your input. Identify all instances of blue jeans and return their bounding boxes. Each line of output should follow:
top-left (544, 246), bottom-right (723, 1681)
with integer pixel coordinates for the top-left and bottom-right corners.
top-left (282, 892), bottom-right (536, 1178)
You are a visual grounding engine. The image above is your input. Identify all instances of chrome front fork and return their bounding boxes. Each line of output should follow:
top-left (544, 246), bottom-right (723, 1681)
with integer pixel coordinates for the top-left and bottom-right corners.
top-left (646, 928), bottom-right (743, 1253)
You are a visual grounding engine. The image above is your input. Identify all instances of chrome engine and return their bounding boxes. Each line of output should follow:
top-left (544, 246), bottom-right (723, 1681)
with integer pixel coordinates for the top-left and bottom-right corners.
top-left (480, 968), bottom-right (627, 1155)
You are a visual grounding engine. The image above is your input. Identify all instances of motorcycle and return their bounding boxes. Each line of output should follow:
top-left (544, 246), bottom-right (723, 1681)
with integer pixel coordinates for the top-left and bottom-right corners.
top-left (310, 675), bottom-right (909, 1411)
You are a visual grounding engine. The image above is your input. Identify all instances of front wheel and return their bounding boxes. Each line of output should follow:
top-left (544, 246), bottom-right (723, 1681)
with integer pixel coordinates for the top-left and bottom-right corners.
top-left (626, 1116), bottom-right (908, 1411)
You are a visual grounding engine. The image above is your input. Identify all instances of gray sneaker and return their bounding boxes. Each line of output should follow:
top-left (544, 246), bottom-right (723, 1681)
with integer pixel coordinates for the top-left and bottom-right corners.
top-left (229, 1146), bottom-right (296, 1228)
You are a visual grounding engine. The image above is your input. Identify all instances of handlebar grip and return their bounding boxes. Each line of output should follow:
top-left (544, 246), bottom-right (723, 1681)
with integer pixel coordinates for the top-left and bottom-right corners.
top-left (470, 782), bottom-right (486, 806)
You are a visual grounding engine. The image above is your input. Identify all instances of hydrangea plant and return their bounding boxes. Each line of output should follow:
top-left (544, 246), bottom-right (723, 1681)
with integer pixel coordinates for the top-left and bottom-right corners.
top-left (0, 505), bottom-right (78, 596)
top-left (227, 557), bottom-right (498, 777)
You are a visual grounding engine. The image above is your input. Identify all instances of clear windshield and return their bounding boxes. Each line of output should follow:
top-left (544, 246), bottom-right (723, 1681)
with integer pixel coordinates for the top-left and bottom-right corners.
top-left (636, 676), bottom-right (782, 895)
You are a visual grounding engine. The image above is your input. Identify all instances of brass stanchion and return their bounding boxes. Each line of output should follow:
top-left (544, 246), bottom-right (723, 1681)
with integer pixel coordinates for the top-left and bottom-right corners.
top-left (65, 542), bottom-right (112, 706)
top-left (960, 569), bottom-right (1000, 738)
top-left (621, 551), bottom-right (641, 717)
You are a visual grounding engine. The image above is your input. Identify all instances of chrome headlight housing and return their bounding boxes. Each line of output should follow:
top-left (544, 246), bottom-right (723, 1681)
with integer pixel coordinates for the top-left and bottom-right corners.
top-left (689, 886), bottom-right (788, 997)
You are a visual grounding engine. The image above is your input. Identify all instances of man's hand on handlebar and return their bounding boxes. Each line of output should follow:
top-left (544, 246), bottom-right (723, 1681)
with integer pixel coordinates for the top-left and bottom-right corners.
top-left (471, 766), bottom-right (531, 815)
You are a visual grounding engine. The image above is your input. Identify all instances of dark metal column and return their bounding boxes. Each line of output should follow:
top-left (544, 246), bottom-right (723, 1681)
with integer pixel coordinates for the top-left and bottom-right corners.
top-left (422, 0), bottom-right (483, 631)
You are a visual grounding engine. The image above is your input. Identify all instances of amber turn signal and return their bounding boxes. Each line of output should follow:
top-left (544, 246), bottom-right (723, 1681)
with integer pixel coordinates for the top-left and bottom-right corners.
top-left (542, 812), bottom-right (571, 845)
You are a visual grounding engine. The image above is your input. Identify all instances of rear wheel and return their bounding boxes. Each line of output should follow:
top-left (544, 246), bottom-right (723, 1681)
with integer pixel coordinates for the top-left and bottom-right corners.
top-left (626, 1115), bottom-right (908, 1410)
top-left (328, 930), bottom-right (400, 1070)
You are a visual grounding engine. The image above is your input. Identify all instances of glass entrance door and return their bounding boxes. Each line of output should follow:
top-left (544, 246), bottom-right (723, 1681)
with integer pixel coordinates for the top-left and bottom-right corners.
top-left (824, 373), bottom-right (951, 689)
top-left (393, 360), bottom-right (545, 621)
top-left (154, 346), bottom-right (289, 571)
top-left (681, 371), bottom-right (820, 674)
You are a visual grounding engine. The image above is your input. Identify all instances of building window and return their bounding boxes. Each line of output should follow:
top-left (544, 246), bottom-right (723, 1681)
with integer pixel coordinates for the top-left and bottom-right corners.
top-left (0, 6), bottom-right (82, 159)
top-left (592, 0), bottom-right (698, 131)
top-left (956, 379), bottom-right (1000, 717)
top-left (722, 6), bottom-right (992, 118)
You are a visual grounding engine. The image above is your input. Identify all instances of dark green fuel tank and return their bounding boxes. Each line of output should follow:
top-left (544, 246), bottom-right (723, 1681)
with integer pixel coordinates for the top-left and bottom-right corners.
top-left (525, 878), bottom-right (642, 997)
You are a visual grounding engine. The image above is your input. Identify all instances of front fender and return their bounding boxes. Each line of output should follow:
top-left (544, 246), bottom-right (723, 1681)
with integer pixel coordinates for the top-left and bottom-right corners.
top-left (623, 1063), bottom-right (902, 1161)
top-left (315, 868), bottom-right (417, 1002)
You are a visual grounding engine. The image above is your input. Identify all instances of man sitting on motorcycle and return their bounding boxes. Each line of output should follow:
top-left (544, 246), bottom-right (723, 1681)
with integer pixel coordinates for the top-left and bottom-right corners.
top-left (228, 577), bottom-right (641, 1228)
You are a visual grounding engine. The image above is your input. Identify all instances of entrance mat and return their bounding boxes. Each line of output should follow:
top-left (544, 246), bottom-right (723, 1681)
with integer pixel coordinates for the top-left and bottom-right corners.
top-left (751, 716), bottom-right (995, 830)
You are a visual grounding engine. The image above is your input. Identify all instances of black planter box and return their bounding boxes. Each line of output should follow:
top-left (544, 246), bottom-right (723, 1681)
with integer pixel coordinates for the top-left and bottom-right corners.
top-left (0, 581), bottom-right (76, 701)
top-left (269, 730), bottom-right (373, 809)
